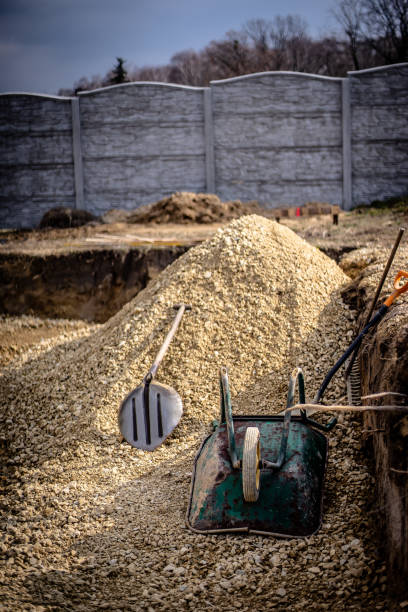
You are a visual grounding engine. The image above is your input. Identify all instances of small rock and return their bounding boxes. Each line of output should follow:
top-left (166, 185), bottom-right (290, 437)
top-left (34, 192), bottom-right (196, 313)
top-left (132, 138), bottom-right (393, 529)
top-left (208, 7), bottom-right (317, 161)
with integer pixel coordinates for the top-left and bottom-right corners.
top-left (127, 563), bottom-right (138, 575)
top-left (271, 554), bottom-right (281, 566)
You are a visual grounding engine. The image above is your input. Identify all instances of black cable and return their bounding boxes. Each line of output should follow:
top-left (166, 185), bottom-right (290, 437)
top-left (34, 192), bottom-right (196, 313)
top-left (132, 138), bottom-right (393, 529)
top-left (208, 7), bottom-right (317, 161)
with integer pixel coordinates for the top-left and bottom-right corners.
top-left (314, 305), bottom-right (388, 403)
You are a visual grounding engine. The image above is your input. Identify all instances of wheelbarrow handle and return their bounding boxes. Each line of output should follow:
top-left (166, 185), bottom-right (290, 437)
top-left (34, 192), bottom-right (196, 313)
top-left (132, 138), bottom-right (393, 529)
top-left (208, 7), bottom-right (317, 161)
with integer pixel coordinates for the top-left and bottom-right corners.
top-left (219, 366), bottom-right (240, 470)
top-left (265, 368), bottom-right (308, 471)
top-left (145, 303), bottom-right (191, 382)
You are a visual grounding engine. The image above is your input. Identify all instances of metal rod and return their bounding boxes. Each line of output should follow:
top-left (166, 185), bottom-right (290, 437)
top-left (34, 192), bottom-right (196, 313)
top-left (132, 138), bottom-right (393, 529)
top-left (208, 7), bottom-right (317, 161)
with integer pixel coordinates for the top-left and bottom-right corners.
top-left (288, 403), bottom-right (408, 413)
top-left (345, 227), bottom-right (405, 378)
top-left (363, 227), bottom-right (405, 326)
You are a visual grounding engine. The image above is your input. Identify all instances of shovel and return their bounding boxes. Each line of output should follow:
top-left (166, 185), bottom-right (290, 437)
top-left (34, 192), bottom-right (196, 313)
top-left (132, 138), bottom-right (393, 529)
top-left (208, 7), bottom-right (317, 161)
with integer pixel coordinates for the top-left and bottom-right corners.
top-left (119, 303), bottom-right (190, 451)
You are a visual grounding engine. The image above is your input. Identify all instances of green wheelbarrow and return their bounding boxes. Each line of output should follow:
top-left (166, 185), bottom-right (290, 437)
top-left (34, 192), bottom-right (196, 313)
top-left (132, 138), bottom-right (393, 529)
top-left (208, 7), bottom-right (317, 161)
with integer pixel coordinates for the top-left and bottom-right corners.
top-left (186, 270), bottom-right (408, 537)
top-left (186, 366), bottom-right (336, 538)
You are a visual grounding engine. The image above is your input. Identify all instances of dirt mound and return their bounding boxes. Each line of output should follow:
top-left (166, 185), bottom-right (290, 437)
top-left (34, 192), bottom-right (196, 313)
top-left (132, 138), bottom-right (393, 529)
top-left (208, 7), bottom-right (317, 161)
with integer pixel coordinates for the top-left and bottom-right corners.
top-left (127, 191), bottom-right (264, 224)
top-left (38, 206), bottom-right (98, 229)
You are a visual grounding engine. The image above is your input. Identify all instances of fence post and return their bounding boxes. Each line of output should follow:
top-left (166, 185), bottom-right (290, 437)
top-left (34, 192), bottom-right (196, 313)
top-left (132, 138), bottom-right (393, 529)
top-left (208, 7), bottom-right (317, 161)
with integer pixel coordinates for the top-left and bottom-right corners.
top-left (203, 88), bottom-right (215, 194)
top-left (71, 97), bottom-right (85, 210)
top-left (342, 78), bottom-right (352, 211)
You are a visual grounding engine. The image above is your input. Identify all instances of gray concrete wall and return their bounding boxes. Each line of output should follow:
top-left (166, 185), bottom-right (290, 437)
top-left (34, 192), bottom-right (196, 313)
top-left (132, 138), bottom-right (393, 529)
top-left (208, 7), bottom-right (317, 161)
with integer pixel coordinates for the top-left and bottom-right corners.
top-left (78, 83), bottom-right (207, 215)
top-left (211, 72), bottom-right (343, 206)
top-left (349, 64), bottom-right (408, 206)
top-left (0, 93), bottom-right (75, 228)
top-left (1, 64), bottom-right (407, 228)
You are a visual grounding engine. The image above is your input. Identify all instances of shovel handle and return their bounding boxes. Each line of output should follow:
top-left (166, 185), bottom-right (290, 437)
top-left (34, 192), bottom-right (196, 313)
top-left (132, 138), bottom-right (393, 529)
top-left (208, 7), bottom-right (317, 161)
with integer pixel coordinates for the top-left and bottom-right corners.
top-left (146, 303), bottom-right (190, 381)
top-left (384, 270), bottom-right (408, 307)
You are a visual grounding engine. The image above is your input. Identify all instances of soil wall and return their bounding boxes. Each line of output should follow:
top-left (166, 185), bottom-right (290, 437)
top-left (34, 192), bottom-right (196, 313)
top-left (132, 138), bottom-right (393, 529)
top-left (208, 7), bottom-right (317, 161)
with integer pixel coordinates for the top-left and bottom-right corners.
top-left (359, 306), bottom-right (408, 597)
top-left (342, 260), bottom-right (408, 598)
top-left (0, 246), bottom-right (188, 322)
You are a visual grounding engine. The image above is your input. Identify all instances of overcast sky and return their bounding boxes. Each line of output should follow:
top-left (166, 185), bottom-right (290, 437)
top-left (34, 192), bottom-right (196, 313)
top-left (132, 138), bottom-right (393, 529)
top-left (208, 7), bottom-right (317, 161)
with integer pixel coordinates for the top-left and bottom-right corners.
top-left (0, 0), bottom-right (338, 95)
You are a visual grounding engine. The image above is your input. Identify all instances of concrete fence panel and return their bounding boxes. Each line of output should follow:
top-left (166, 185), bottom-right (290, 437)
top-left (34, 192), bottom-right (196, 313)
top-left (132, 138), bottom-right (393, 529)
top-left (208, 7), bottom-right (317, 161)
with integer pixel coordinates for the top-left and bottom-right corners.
top-left (349, 64), bottom-right (408, 206)
top-left (1, 64), bottom-right (407, 228)
top-left (211, 72), bottom-right (344, 206)
top-left (78, 83), bottom-right (207, 215)
top-left (0, 94), bottom-right (75, 228)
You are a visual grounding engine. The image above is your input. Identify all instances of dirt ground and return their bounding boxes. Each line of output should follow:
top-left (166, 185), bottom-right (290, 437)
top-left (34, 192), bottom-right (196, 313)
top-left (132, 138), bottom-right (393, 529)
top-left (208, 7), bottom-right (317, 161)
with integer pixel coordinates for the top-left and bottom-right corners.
top-left (0, 206), bottom-right (406, 255)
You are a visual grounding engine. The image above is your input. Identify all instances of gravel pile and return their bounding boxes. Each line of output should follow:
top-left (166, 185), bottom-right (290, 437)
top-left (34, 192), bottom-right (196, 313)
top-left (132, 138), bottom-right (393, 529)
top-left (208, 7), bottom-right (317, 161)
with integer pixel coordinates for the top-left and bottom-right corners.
top-left (0, 315), bottom-right (97, 370)
top-left (1, 215), bottom-right (350, 465)
top-left (0, 215), bottom-right (396, 609)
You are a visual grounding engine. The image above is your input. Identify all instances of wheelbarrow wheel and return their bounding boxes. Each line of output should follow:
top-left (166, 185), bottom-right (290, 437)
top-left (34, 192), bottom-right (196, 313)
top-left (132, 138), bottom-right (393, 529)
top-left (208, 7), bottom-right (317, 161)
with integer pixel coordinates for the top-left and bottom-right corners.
top-left (242, 427), bottom-right (261, 502)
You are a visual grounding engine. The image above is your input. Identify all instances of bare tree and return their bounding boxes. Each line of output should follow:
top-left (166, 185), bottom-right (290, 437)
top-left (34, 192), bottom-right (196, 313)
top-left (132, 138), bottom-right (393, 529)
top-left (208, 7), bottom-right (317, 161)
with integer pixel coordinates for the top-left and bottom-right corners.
top-left (244, 19), bottom-right (273, 71)
top-left (333, 0), bottom-right (364, 68)
top-left (129, 65), bottom-right (172, 83)
top-left (60, 7), bottom-right (407, 94)
top-left (204, 32), bottom-right (253, 80)
top-left (168, 50), bottom-right (212, 86)
top-left (245, 18), bottom-right (270, 52)
top-left (268, 15), bottom-right (311, 71)
top-left (333, 0), bottom-right (408, 66)
top-left (362, 0), bottom-right (408, 63)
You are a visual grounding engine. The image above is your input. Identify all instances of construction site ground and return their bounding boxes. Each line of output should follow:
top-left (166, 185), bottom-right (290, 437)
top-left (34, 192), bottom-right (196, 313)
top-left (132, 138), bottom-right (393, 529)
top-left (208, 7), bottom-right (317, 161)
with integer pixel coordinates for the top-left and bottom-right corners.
top-left (0, 207), bottom-right (404, 255)
top-left (1, 204), bottom-right (408, 611)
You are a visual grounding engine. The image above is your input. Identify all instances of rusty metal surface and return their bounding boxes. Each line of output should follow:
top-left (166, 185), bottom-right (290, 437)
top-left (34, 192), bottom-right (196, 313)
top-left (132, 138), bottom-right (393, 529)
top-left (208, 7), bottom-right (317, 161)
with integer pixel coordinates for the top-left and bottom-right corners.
top-left (187, 416), bottom-right (328, 537)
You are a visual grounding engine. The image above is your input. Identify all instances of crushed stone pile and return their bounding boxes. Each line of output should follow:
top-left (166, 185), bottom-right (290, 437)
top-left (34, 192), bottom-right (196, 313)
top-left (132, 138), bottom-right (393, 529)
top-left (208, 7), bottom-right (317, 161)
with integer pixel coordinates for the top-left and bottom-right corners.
top-left (127, 191), bottom-right (264, 224)
top-left (1, 215), bottom-right (351, 466)
top-left (0, 215), bottom-right (392, 610)
top-left (0, 315), bottom-right (98, 370)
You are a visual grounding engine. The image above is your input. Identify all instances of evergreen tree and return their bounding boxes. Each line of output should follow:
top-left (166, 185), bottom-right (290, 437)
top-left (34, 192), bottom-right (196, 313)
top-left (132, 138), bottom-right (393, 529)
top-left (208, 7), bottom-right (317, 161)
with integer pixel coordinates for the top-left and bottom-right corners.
top-left (110, 57), bottom-right (128, 85)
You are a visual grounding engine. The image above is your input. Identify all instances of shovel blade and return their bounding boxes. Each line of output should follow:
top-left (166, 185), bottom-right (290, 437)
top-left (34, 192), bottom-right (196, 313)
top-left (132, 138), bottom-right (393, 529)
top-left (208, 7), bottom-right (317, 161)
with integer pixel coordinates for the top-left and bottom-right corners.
top-left (119, 381), bottom-right (183, 451)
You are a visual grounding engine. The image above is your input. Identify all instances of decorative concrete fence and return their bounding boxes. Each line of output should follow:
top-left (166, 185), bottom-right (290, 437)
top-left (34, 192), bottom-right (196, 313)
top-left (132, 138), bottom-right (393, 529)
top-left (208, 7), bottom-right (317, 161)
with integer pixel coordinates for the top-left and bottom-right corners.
top-left (0, 63), bottom-right (407, 228)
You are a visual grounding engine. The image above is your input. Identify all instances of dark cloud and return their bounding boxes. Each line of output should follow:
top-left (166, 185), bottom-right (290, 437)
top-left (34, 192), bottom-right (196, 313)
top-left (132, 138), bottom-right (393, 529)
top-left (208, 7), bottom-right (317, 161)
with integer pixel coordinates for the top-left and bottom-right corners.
top-left (0, 0), bottom-right (333, 94)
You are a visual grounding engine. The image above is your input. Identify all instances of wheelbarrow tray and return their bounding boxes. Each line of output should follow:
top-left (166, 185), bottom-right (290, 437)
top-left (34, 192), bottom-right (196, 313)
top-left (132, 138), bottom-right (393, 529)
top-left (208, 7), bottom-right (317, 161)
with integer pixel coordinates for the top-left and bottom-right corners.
top-left (187, 415), bottom-right (328, 537)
